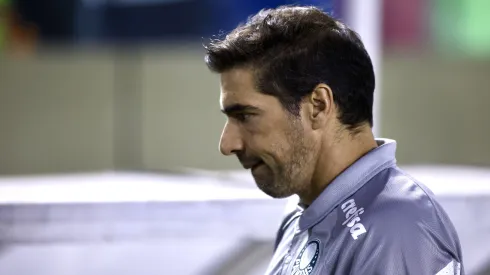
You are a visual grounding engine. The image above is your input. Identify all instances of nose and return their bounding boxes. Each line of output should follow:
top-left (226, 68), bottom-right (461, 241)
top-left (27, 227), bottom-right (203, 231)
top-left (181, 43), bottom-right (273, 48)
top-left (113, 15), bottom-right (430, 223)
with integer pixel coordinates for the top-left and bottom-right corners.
top-left (219, 121), bottom-right (243, 156)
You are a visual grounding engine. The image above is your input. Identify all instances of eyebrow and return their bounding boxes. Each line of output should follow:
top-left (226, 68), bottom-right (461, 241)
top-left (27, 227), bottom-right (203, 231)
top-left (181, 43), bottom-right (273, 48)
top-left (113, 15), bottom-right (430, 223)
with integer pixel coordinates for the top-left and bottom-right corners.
top-left (221, 104), bottom-right (261, 115)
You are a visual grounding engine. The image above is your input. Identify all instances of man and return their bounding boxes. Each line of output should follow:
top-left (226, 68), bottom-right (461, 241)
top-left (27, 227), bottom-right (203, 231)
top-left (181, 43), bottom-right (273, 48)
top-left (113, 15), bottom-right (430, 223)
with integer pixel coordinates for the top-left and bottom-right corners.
top-left (204, 5), bottom-right (464, 275)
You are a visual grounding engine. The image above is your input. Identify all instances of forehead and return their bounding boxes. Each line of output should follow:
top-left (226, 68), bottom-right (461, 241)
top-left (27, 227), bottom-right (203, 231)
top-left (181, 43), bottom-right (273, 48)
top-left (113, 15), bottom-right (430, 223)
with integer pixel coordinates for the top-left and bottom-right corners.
top-left (219, 68), bottom-right (276, 110)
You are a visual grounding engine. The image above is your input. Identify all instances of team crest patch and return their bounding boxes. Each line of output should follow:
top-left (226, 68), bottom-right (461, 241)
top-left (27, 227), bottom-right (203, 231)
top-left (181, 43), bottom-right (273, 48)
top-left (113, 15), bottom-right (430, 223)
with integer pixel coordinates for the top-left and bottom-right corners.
top-left (291, 240), bottom-right (320, 275)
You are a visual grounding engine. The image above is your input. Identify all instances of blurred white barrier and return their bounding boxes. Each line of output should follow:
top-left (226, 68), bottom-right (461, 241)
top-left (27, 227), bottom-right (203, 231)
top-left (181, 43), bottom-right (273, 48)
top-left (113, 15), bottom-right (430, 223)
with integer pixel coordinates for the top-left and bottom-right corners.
top-left (0, 166), bottom-right (489, 275)
top-left (0, 171), bottom-right (287, 275)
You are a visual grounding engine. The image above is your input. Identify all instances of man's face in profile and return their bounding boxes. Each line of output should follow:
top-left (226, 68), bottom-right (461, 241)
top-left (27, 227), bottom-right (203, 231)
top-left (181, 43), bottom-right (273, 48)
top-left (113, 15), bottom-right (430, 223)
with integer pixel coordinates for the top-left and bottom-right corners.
top-left (219, 68), bottom-right (314, 198)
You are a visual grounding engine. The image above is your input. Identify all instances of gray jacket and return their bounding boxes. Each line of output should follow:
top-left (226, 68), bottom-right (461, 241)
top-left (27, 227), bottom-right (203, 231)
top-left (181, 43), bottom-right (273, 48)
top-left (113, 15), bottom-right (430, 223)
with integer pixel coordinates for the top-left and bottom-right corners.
top-left (266, 139), bottom-right (463, 275)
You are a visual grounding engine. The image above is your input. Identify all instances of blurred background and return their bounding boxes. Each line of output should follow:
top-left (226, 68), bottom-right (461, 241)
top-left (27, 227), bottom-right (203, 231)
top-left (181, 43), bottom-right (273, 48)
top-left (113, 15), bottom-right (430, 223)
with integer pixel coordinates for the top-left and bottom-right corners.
top-left (0, 0), bottom-right (489, 274)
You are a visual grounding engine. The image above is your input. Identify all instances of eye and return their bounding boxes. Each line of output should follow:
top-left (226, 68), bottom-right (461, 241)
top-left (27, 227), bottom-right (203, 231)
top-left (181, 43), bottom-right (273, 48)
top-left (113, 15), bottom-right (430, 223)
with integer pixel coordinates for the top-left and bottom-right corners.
top-left (234, 113), bottom-right (254, 123)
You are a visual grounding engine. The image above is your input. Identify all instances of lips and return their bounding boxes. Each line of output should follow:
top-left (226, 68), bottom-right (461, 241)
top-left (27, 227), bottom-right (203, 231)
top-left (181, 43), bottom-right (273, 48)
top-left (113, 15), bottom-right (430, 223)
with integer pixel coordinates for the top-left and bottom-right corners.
top-left (251, 161), bottom-right (264, 171)
top-left (241, 160), bottom-right (264, 170)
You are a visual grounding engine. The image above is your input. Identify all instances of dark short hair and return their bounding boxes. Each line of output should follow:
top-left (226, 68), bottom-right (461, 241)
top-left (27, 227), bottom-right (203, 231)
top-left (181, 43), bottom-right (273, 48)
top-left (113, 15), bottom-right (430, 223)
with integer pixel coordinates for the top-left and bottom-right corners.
top-left (204, 5), bottom-right (375, 130)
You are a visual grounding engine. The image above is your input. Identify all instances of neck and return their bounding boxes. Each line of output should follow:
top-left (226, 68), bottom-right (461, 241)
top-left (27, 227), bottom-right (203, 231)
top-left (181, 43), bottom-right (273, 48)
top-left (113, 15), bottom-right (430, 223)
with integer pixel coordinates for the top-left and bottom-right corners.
top-left (299, 126), bottom-right (377, 205)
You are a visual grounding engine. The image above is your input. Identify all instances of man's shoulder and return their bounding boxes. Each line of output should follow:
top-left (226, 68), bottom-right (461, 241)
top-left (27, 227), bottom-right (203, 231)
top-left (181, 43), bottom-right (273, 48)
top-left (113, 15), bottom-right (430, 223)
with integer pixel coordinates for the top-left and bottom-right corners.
top-left (350, 167), bottom-right (446, 225)
top-left (340, 166), bottom-right (460, 249)
top-left (354, 166), bottom-right (440, 215)
top-left (335, 167), bottom-right (464, 274)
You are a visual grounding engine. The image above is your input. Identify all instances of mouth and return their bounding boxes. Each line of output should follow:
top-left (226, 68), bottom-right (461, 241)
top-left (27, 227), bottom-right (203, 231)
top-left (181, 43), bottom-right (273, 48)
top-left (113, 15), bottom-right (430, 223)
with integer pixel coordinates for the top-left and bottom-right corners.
top-left (250, 161), bottom-right (265, 171)
top-left (242, 160), bottom-right (264, 170)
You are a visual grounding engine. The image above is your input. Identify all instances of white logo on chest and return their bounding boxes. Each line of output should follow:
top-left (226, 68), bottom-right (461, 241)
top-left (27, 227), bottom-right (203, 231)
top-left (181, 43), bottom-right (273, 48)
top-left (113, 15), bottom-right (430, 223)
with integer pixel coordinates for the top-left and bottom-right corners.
top-left (291, 240), bottom-right (320, 275)
top-left (341, 199), bottom-right (367, 240)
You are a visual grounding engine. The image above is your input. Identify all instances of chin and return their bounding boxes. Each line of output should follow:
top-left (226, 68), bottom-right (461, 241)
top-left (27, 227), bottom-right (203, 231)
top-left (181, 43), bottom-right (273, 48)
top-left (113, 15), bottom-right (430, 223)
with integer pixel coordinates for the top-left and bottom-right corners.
top-left (256, 182), bottom-right (294, 199)
top-left (264, 191), bottom-right (292, 199)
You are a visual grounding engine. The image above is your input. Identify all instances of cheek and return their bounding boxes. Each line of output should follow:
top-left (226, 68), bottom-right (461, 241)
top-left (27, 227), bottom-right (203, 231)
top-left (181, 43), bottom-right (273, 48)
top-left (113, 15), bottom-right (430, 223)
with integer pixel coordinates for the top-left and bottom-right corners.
top-left (244, 134), bottom-right (284, 165)
top-left (264, 136), bottom-right (295, 166)
top-left (246, 117), bottom-right (298, 163)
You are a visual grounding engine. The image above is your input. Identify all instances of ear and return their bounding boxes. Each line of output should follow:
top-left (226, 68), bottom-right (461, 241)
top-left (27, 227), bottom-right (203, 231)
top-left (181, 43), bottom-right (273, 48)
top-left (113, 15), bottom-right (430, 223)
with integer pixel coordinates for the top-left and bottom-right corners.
top-left (305, 83), bottom-right (334, 130)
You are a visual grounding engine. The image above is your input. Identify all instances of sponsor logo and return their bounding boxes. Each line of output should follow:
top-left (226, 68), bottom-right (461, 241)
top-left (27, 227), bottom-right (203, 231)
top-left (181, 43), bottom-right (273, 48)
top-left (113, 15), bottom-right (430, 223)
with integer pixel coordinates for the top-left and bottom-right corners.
top-left (291, 240), bottom-right (320, 275)
top-left (341, 198), bottom-right (367, 240)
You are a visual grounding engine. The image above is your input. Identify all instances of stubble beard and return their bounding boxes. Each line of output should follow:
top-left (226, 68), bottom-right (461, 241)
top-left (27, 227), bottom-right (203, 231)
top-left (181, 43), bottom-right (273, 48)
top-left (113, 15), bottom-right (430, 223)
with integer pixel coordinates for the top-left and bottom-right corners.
top-left (256, 122), bottom-right (314, 199)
